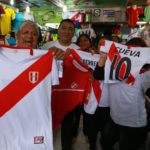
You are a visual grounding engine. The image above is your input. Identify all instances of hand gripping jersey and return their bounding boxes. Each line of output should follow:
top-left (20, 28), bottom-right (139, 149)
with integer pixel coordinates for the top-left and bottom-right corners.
top-left (0, 46), bottom-right (59, 150)
top-left (100, 40), bottom-right (150, 84)
top-left (52, 49), bottom-right (93, 128)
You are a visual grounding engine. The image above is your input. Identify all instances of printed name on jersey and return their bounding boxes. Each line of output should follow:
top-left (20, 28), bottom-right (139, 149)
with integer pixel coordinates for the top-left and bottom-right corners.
top-left (34, 136), bottom-right (44, 144)
top-left (117, 46), bottom-right (140, 58)
top-left (29, 71), bottom-right (39, 84)
top-left (82, 59), bottom-right (97, 67)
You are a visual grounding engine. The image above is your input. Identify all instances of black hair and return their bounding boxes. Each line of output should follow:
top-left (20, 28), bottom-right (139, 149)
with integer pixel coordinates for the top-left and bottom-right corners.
top-left (126, 37), bottom-right (149, 70)
top-left (126, 37), bottom-right (148, 47)
top-left (59, 19), bottom-right (75, 29)
top-left (76, 33), bottom-right (92, 46)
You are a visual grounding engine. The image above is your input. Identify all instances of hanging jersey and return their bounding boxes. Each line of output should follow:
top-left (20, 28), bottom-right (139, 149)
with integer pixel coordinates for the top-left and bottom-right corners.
top-left (12, 12), bottom-right (24, 31)
top-left (77, 28), bottom-right (96, 39)
top-left (126, 6), bottom-right (143, 27)
top-left (0, 5), bottom-right (5, 16)
top-left (144, 6), bottom-right (150, 22)
top-left (100, 40), bottom-right (150, 84)
top-left (0, 8), bottom-right (16, 35)
top-left (24, 12), bottom-right (35, 22)
top-left (0, 46), bottom-right (59, 150)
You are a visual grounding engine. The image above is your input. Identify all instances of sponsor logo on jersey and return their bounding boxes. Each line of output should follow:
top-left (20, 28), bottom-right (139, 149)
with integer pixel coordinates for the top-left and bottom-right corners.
top-left (29, 71), bottom-right (39, 84)
top-left (71, 82), bottom-right (78, 89)
top-left (34, 136), bottom-right (44, 144)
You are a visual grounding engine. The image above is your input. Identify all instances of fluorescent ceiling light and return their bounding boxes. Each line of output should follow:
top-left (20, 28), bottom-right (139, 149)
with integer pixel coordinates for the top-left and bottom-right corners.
top-left (10, 0), bottom-right (14, 5)
top-left (63, 5), bottom-right (67, 12)
top-left (26, 6), bottom-right (30, 12)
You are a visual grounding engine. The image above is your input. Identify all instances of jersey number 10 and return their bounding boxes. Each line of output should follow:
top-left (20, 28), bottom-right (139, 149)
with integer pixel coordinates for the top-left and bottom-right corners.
top-left (109, 54), bottom-right (132, 81)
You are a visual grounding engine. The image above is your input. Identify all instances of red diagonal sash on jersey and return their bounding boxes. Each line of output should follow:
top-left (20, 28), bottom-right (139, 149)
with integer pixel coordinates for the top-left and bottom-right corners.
top-left (108, 43), bottom-right (135, 84)
top-left (92, 80), bottom-right (101, 103)
top-left (0, 51), bottom-right (53, 117)
top-left (67, 49), bottom-right (92, 104)
top-left (83, 79), bottom-right (101, 105)
top-left (69, 49), bottom-right (101, 104)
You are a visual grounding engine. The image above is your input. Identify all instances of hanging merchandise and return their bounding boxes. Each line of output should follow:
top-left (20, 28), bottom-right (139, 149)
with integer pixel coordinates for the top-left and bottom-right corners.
top-left (126, 3), bottom-right (143, 27)
top-left (112, 26), bottom-right (121, 35)
top-left (42, 28), bottom-right (58, 44)
top-left (84, 10), bottom-right (92, 23)
top-left (0, 6), bottom-right (16, 35)
top-left (24, 11), bottom-right (35, 22)
top-left (70, 11), bottom-right (84, 23)
top-left (5, 31), bottom-right (16, 46)
top-left (0, 4), bottom-right (5, 17)
top-left (76, 23), bottom-right (96, 39)
top-left (12, 8), bottom-right (24, 31)
top-left (112, 26), bottom-right (122, 39)
top-left (144, 0), bottom-right (150, 22)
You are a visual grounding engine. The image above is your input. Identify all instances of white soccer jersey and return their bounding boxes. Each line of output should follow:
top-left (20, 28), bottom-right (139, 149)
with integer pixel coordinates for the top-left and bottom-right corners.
top-left (100, 40), bottom-right (150, 84)
top-left (109, 73), bottom-right (147, 127)
top-left (74, 49), bottom-right (99, 70)
top-left (42, 40), bottom-right (80, 51)
top-left (73, 50), bottom-right (109, 114)
top-left (84, 81), bottom-right (109, 114)
top-left (0, 46), bottom-right (59, 150)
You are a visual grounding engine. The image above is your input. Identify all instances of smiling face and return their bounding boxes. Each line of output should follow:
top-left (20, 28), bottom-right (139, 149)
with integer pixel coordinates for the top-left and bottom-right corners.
top-left (77, 35), bottom-right (91, 51)
top-left (16, 21), bottom-right (39, 48)
top-left (58, 20), bottom-right (74, 46)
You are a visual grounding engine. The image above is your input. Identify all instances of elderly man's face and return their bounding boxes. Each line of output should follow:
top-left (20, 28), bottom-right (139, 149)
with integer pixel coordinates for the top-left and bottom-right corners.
top-left (16, 24), bottom-right (39, 48)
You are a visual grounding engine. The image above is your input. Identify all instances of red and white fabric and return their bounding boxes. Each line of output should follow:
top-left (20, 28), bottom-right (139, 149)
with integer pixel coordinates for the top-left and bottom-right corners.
top-left (52, 49), bottom-right (92, 128)
top-left (126, 6), bottom-right (143, 27)
top-left (100, 40), bottom-right (150, 84)
top-left (0, 45), bottom-right (59, 150)
top-left (74, 50), bottom-right (108, 114)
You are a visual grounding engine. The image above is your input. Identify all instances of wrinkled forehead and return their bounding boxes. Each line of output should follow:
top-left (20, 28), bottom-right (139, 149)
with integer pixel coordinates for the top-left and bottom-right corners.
top-left (18, 22), bottom-right (39, 35)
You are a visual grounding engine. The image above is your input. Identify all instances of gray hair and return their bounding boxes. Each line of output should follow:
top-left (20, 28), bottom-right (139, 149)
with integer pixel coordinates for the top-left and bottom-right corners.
top-left (16, 20), bottom-right (39, 36)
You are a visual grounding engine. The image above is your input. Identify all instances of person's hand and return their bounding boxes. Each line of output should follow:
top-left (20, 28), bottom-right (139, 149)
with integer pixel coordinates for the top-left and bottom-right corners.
top-left (49, 47), bottom-right (66, 60)
top-left (89, 46), bottom-right (99, 55)
top-left (97, 51), bottom-right (107, 67)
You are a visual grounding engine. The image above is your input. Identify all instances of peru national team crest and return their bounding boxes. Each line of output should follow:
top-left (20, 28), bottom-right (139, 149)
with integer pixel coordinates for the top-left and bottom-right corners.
top-left (29, 71), bottom-right (39, 84)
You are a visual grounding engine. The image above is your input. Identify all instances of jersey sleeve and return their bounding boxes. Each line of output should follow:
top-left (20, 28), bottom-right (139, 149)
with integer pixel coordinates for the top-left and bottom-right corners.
top-left (99, 40), bottom-right (113, 53)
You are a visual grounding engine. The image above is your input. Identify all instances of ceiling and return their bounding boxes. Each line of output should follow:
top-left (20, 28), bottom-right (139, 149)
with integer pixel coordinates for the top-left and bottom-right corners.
top-left (0, 0), bottom-right (147, 10)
